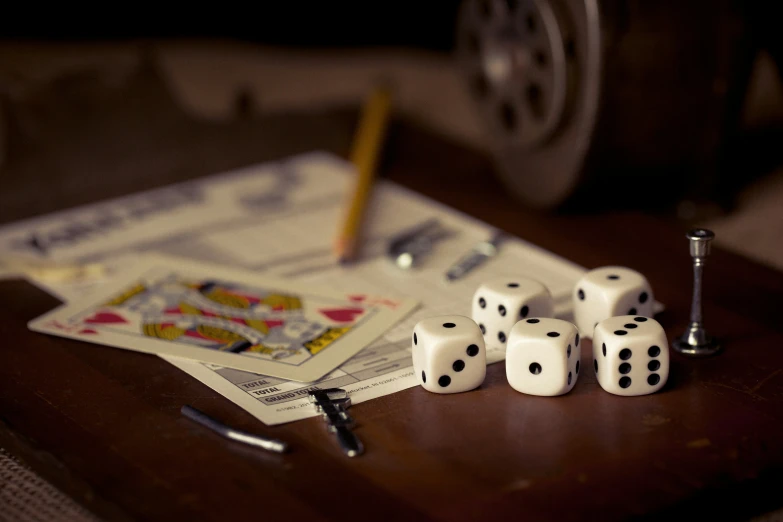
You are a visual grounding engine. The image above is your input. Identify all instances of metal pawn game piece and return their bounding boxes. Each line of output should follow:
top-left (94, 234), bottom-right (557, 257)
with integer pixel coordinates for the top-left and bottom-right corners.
top-left (308, 388), bottom-right (364, 457)
top-left (672, 229), bottom-right (722, 357)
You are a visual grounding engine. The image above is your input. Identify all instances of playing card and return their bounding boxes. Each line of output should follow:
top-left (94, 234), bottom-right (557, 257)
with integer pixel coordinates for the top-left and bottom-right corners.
top-left (28, 253), bottom-right (419, 382)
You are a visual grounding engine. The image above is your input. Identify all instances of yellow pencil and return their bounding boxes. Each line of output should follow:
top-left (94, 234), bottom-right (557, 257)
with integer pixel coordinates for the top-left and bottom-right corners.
top-left (334, 84), bottom-right (392, 264)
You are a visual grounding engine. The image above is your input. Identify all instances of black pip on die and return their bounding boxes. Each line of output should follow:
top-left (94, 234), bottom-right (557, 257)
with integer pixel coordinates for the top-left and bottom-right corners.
top-left (592, 315), bottom-right (669, 396)
top-left (573, 266), bottom-right (654, 336)
top-left (505, 318), bottom-right (581, 396)
top-left (471, 277), bottom-right (554, 353)
top-left (412, 316), bottom-right (486, 394)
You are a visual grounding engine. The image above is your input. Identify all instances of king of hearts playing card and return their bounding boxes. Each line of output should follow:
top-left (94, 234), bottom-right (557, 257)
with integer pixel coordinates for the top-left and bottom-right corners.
top-left (29, 254), bottom-right (418, 382)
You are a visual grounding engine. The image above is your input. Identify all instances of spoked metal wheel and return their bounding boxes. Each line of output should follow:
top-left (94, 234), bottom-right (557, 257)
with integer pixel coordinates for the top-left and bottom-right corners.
top-left (457, 0), bottom-right (601, 209)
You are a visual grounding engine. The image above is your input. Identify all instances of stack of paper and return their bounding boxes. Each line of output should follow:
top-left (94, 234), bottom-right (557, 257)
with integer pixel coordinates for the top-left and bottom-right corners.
top-left (0, 152), bottom-right (589, 424)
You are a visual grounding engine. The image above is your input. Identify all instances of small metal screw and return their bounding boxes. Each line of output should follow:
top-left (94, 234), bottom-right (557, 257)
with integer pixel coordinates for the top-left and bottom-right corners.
top-left (672, 229), bottom-right (721, 356)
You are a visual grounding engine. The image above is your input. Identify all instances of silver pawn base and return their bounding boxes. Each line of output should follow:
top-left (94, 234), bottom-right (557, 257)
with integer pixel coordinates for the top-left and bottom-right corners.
top-left (672, 323), bottom-right (721, 357)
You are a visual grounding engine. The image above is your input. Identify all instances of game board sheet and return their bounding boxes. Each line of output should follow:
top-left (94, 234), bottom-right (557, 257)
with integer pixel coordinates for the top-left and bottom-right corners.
top-left (0, 151), bottom-right (593, 424)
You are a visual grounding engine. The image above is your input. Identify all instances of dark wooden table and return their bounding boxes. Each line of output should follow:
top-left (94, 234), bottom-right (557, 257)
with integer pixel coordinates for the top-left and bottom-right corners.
top-left (1, 67), bottom-right (783, 521)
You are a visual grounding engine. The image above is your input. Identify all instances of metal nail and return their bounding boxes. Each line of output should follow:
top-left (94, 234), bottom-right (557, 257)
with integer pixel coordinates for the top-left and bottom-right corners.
top-left (181, 405), bottom-right (288, 453)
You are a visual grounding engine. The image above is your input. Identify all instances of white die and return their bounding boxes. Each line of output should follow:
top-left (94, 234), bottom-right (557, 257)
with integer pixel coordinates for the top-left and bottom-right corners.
top-left (411, 315), bottom-right (486, 394)
top-left (506, 317), bottom-right (581, 396)
top-left (573, 266), bottom-right (654, 336)
top-left (592, 315), bottom-right (669, 396)
top-left (471, 277), bottom-right (554, 353)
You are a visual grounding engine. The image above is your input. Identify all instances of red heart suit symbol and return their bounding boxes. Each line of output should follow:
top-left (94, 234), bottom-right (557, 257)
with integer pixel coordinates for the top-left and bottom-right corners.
top-left (319, 308), bottom-right (364, 323)
top-left (84, 311), bottom-right (129, 324)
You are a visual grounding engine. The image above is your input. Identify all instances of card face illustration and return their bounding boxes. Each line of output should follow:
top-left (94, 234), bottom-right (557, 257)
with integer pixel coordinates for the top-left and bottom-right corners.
top-left (28, 254), bottom-right (418, 382)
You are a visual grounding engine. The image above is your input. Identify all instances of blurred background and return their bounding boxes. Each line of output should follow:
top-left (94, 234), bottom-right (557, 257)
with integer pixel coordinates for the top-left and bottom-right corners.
top-left (2, 2), bottom-right (783, 520)
top-left (1, 1), bottom-right (782, 262)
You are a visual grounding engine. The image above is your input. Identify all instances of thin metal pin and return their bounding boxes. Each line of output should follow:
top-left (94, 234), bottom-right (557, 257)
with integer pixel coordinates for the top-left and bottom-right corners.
top-left (181, 405), bottom-right (288, 454)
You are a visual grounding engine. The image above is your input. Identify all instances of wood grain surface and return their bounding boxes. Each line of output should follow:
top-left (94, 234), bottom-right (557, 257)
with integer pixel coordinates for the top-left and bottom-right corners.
top-left (1, 61), bottom-right (783, 522)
